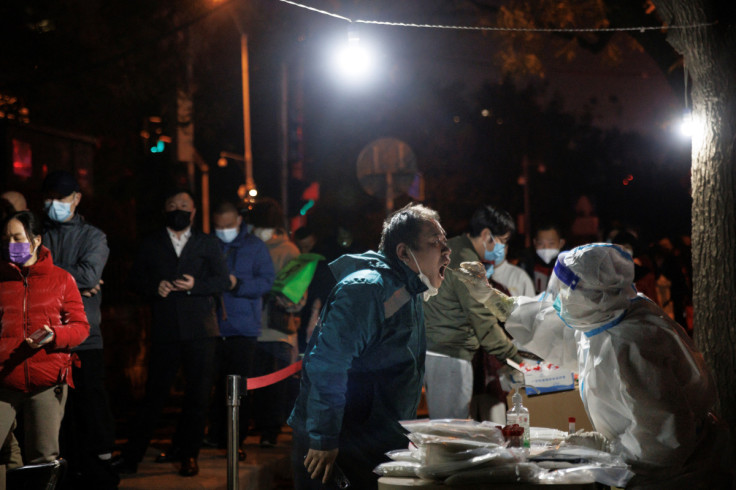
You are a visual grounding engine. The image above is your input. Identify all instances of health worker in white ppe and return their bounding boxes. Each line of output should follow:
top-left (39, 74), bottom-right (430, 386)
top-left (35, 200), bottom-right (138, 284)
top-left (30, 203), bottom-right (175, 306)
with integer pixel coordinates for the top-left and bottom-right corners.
top-left (503, 243), bottom-right (732, 487)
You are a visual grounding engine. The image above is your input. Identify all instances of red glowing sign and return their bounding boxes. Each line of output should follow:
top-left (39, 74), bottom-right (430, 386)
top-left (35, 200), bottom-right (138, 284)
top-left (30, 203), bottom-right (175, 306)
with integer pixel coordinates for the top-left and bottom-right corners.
top-left (11, 139), bottom-right (32, 179)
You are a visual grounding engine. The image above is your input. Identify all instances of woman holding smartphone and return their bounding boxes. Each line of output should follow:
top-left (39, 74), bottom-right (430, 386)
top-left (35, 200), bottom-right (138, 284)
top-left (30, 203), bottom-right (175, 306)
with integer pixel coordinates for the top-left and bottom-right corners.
top-left (0, 210), bottom-right (89, 465)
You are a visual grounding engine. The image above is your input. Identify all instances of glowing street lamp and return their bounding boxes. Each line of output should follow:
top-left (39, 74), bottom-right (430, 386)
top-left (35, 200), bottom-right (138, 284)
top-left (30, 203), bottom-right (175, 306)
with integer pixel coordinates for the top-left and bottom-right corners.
top-left (237, 185), bottom-right (258, 200)
top-left (677, 109), bottom-right (707, 154)
top-left (680, 110), bottom-right (695, 138)
top-left (220, 151), bottom-right (258, 202)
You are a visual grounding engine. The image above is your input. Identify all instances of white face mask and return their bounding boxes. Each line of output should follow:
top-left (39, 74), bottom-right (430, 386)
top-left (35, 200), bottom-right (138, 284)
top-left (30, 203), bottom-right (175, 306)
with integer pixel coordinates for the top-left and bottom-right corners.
top-left (215, 227), bottom-right (239, 243)
top-left (537, 248), bottom-right (560, 264)
top-left (45, 200), bottom-right (73, 222)
top-left (252, 227), bottom-right (274, 243)
top-left (408, 249), bottom-right (438, 302)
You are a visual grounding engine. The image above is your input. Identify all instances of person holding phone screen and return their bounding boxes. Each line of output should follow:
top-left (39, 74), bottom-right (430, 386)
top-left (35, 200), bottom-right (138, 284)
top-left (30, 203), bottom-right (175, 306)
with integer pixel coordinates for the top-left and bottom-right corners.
top-left (0, 210), bottom-right (90, 472)
top-left (113, 189), bottom-right (230, 478)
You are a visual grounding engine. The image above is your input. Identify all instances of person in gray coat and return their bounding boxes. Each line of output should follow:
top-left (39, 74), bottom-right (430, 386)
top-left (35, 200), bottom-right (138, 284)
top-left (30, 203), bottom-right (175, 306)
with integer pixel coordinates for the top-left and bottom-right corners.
top-left (41, 170), bottom-right (118, 489)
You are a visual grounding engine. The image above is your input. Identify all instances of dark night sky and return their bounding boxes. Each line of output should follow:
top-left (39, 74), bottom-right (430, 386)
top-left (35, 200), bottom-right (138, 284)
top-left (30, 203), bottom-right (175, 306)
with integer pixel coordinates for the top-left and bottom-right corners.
top-left (233, 1), bottom-right (691, 244)
top-left (0, 0), bottom-right (692, 250)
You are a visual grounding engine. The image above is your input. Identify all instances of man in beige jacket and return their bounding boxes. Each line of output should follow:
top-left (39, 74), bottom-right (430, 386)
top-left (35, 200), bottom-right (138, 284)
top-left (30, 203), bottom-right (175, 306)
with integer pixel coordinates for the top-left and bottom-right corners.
top-left (423, 205), bottom-right (523, 419)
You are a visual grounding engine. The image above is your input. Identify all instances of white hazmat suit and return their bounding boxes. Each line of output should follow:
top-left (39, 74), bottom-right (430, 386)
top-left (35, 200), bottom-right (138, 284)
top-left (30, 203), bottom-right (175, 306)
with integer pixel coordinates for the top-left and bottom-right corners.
top-left (503, 244), bottom-right (728, 484)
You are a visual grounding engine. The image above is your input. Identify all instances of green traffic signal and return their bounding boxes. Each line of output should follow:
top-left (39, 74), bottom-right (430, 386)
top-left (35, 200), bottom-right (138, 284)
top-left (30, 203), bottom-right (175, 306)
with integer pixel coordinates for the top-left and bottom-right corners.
top-left (299, 199), bottom-right (315, 215)
top-left (150, 140), bottom-right (165, 153)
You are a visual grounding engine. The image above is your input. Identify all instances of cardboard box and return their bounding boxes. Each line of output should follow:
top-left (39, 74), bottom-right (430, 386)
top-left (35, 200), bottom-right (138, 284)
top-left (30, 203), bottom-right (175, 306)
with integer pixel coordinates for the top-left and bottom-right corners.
top-left (507, 360), bottom-right (575, 396)
top-left (506, 385), bottom-right (594, 433)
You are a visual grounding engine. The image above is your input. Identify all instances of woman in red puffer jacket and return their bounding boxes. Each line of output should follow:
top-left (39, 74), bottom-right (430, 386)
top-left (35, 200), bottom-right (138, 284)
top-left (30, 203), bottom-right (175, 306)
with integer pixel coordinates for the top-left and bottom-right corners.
top-left (0, 210), bottom-right (89, 464)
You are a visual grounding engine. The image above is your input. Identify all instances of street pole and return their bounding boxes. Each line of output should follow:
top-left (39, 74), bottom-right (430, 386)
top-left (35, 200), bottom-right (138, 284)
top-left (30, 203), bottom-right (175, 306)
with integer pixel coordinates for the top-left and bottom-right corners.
top-left (240, 32), bottom-right (255, 196)
top-left (226, 375), bottom-right (244, 490)
top-left (177, 27), bottom-right (197, 197)
top-left (194, 151), bottom-right (211, 233)
top-left (280, 63), bottom-right (289, 225)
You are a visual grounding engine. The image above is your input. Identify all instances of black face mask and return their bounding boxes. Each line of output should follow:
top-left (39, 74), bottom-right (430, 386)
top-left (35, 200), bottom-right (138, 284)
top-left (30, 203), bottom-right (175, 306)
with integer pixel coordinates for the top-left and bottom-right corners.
top-left (165, 210), bottom-right (191, 231)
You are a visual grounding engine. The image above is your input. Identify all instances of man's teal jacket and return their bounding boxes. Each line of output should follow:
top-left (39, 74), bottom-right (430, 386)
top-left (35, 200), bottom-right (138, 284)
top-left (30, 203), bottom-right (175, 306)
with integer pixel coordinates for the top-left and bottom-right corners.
top-left (288, 250), bottom-right (427, 468)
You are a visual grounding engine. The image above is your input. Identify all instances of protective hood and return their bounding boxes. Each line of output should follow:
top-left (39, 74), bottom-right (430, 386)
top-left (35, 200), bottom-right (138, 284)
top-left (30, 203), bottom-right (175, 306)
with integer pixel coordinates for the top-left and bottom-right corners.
top-left (553, 244), bottom-right (637, 331)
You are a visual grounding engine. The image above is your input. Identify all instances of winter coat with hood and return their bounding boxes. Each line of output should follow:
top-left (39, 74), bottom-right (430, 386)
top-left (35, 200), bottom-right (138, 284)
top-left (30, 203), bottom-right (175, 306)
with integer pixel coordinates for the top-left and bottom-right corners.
top-left (0, 246), bottom-right (90, 392)
top-left (288, 251), bottom-right (427, 472)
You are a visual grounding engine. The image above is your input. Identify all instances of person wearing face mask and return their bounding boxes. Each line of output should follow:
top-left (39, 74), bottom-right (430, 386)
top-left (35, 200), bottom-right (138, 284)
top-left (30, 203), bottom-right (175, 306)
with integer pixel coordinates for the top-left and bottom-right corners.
top-left (249, 197), bottom-right (300, 272)
top-left (40, 170), bottom-right (119, 488)
top-left (520, 223), bottom-right (567, 295)
top-left (203, 202), bottom-right (274, 455)
top-left (423, 205), bottom-right (525, 420)
top-left (113, 189), bottom-right (230, 478)
top-left (0, 211), bottom-right (90, 477)
top-left (245, 198), bottom-right (302, 448)
top-left (503, 243), bottom-right (733, 488)
top-left (288, 203), bottom-right (451, 490)
top-left (491, 237), bottom-right (535, 298)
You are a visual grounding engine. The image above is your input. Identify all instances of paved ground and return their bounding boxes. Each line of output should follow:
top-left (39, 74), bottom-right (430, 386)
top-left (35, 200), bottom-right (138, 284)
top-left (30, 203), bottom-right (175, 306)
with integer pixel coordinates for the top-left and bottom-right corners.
top-left (110, 385), bottom-right (429, 489)
top-left (117, 429), bottom-right (294, 490)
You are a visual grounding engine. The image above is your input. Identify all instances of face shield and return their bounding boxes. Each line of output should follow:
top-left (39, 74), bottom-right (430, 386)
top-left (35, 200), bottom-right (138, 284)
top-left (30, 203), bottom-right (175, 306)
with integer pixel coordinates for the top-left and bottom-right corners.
top-left (552, 244), bottom-right (637, 329)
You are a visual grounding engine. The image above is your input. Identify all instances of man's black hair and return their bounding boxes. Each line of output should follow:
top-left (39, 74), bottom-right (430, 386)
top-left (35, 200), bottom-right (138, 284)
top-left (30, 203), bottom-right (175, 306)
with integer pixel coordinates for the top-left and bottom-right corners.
top-left (213, 201), bottom-right (240, 215)
top-left (379, 203), bottom-right (440, 269)
top-left (468, 205), bottom-right (515, 238)
top-left (163, 188), bottom-right (196, 204)
top-left (534, 222), bottom-right (564, 237)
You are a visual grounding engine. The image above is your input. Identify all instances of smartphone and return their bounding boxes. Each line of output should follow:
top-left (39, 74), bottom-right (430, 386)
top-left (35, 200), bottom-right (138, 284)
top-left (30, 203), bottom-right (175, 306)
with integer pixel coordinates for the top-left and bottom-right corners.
top-left (332, 464), bottom-right (350, 489)
top-left (303, 455), bottom-right (350, 489)
top-left (29, 328), bottom-right (53, 344)
top-left (172, 274), bottom-right (187, 282)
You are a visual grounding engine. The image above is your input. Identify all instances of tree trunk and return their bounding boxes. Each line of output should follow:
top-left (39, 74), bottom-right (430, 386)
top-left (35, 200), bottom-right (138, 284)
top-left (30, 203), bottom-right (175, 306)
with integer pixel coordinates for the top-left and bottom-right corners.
top-left (653, 0), bottom-right (736, 445)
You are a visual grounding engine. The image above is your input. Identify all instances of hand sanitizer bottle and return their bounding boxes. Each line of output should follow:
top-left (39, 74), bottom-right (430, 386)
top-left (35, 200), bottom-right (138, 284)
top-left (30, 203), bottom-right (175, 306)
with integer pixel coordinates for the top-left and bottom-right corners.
top-left (506, 386), bottom-right (530, 447)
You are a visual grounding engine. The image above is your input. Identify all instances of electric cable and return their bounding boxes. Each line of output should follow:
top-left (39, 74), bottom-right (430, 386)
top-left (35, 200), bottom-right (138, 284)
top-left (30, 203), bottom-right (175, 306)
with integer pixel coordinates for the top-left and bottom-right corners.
top-left (277, 0), bottom-right (717, 33)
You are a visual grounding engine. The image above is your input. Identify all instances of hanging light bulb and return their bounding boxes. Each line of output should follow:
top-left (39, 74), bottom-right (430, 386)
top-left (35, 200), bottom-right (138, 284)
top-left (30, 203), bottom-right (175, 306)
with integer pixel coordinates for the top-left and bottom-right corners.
top-left (333, 25), bottom-right (375, 82)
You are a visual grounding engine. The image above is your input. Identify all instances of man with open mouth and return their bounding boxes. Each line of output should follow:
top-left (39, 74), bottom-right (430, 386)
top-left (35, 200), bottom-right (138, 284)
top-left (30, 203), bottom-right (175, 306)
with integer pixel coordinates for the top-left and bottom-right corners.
top-left (288, 203), bottom-right (451, 490)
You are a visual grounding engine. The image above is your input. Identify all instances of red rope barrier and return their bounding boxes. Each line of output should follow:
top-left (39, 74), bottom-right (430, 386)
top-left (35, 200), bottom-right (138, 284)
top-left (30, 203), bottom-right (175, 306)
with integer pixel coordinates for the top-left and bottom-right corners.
top-left (246, 360), bottom-right (303, 391)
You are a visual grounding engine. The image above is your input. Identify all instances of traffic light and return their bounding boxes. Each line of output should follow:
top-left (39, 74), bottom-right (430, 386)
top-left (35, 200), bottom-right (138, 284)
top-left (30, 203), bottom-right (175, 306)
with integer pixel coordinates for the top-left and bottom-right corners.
top-left (299, 200), bottom-right (314, 215)
top-left (149, 135), bottom-right (172, 153)
top-left (140, 116), bottom-right (170, 155)
top-left (288, 180), bottom-right (320, 218)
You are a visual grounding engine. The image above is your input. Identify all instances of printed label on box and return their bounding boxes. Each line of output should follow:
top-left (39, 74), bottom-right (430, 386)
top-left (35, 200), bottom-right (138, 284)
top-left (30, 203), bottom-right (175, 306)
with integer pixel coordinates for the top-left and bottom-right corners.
top-left (507, 359), bottom-right (575, 396)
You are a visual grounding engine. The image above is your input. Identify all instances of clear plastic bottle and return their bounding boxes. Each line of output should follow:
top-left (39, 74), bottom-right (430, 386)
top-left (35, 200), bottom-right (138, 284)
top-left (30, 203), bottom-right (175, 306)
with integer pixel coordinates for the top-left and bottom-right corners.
top-left (506, 387), bottom-right (530, 447)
